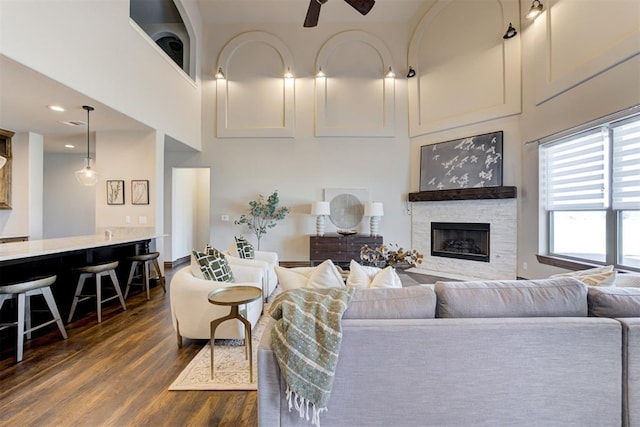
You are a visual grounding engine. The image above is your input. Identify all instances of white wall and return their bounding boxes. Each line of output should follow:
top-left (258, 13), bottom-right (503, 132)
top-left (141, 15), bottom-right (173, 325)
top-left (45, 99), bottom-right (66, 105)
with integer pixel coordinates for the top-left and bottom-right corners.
top-left (43, 153), bottom-right (95, 238)
top-left (163, 22), bottom-right (412, 261)
top-left (0, 0), bottom-right (201, 149)
top-left (94, 131), bottom-right (158, 233)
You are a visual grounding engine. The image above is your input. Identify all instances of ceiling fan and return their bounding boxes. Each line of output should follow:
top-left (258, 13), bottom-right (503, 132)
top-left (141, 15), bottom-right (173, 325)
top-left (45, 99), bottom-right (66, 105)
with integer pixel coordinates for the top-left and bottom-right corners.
top-left (304, 0), bottom-right (376, 28)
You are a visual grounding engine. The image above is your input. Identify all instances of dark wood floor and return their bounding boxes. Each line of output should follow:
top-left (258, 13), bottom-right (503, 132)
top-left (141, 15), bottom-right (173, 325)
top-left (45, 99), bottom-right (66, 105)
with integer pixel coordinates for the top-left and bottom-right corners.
top-left (0, 265), bottom-right (257, 427)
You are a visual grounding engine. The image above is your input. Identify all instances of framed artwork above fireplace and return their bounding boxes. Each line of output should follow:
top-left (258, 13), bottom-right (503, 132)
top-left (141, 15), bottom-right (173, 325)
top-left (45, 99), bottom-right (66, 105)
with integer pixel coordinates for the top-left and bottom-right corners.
top-left (420, 131), bottom-right (503, 191)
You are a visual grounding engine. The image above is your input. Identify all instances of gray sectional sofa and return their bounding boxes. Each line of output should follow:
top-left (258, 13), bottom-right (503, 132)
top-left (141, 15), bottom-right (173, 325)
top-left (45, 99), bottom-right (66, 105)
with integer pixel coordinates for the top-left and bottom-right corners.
top-left (258, 277), bottom-right (640, 427)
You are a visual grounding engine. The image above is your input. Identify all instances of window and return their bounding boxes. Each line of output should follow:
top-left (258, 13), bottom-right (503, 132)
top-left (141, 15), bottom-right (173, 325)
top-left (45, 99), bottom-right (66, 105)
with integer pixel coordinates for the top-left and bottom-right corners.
top-left (540, 113), bottom-right (640, 271)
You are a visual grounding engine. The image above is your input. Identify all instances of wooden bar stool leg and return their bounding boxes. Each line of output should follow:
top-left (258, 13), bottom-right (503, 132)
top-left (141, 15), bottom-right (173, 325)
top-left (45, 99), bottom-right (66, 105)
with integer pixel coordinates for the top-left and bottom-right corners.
top-left (25, 293), bottom-right (32, 340)
top-left (143, 261), bottom-right (150, 300)
top-left (124, 261), bottom-right (138, 299)
top-left (68, 274), bottom-right (88, 323)
top-left (16, 293), bottom-right (26, 362)
top-left (152, 259), bottom-right (166, 293)
top-left (41, 287), bottom-right (68, 339)
top-left (96, 273), bottom-right (102, 323)
top-left (109, 270), bottom-right (127, 311)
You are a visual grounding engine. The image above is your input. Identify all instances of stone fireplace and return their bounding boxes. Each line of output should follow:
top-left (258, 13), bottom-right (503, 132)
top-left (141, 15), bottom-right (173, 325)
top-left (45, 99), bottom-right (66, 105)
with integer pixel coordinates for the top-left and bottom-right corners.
top-left (409, 187), bottom-right (517, 280)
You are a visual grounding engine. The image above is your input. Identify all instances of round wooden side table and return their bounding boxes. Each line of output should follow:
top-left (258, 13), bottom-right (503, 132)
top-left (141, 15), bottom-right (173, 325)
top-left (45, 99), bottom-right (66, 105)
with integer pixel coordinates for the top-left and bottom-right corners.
top-left (207, 285), bottom-right (262, 381)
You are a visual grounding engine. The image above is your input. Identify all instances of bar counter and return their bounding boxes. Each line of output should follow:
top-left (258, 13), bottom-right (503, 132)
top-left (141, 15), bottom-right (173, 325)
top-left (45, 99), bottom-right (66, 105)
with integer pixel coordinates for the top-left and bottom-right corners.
top-left (0, 232), bottom-right (164, 264)
top-left (0, 232), bottom-right (166, 321)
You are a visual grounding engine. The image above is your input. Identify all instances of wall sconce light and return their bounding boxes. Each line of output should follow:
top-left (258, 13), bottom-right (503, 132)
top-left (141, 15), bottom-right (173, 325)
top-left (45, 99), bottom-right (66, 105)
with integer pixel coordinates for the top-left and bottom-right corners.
top-left (503, 23), bottom-right (517, 39)
top-left (526, 0), bottom-right (544, 20)
top-left (316, 67), bottom-right (325, 78)
top-left (406, 66), bottom-right (416, 78)
top-left (311, 201), bottom-right (331, 236)
top-left (75, 105), bottom-right (98, 186)
top-left (385, 66), bottom-right (395, 79)
top-left (214, 67), bottom-right (225, 79)
top-left (284, 67), bottom-right (294, 79)
top-left (0, 156), bottom-right (6, 169)
top-left (364, 202), bottom-right (384, 237)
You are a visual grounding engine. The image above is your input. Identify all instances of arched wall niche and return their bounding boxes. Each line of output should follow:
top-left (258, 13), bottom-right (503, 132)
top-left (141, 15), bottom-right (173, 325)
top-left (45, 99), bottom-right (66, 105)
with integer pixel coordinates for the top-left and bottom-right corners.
top-left (315, 30), bottom-right (396, 137)
top-left (408, 0), bottom-right (521, 137)
top-left (216, 31), bottom-right (295, 138)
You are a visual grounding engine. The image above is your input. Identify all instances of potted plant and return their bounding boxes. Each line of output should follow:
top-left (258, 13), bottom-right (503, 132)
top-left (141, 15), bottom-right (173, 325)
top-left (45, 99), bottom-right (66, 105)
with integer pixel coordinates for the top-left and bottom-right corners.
top-left (360, 243), bottom-right (424, 269)
top-left (235, 190), bottom-right (289, 250)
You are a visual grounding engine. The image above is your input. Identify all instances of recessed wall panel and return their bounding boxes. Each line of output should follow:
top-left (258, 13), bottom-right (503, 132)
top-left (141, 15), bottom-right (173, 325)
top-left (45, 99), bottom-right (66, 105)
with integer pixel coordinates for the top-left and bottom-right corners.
top-left (226, 43), bottom-right (285, 129)
top-left (325, 43), bottom-right (384, 128)
top-left (408, 0), bottom-right (521, 136)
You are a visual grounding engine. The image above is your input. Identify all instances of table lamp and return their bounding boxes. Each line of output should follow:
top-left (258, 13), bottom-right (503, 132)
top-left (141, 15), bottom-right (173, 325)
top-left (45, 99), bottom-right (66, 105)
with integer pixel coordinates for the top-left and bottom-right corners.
top-left (311, 201), bottom-right (331, 236)
top-left (364, 202), bottom-right (384, 236)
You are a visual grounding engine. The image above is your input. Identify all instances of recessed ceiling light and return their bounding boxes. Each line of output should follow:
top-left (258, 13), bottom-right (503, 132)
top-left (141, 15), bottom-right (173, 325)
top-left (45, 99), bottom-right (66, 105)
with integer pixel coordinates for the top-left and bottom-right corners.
top-left (48, 105), bottom-right (65, 112)
top-left (64, 144), bottom-right (75, 149)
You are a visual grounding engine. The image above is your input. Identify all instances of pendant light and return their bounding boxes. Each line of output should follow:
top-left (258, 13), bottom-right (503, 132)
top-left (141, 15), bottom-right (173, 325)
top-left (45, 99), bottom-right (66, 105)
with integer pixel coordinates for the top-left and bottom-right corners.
top-left (75, 105), bottom-right (98, 186)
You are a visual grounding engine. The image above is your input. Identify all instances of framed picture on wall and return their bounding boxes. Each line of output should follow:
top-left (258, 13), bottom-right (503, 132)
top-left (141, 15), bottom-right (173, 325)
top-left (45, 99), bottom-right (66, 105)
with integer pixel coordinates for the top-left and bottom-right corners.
top-left (131, 180), bottom-right (149, 205)
top-left (106, 180), bottom-right (125, 205)
top-left (419, 131), bottom-right (503, 191)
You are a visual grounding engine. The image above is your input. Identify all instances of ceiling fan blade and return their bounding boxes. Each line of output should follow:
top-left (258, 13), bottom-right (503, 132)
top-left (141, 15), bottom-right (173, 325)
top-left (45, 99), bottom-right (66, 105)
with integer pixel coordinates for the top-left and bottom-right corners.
top-left (304, 0), bottom-right (322, 27)
top-left (344, 0), bottom-right (375, 15)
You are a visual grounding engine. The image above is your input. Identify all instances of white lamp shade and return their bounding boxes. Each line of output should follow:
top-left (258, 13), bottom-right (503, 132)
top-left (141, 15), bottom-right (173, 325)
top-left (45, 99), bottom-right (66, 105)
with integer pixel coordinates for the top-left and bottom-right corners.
top-left (364, 202), bottom-right (384, 217)
top-left (311, 201), bottom-right (331, 216)
top-left (0, 155), bottom-right (6, 169)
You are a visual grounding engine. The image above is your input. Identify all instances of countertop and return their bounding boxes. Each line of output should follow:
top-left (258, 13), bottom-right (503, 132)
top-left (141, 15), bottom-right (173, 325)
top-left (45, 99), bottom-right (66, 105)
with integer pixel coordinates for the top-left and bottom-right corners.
top-left (0, 232), bottom-right (166, 262)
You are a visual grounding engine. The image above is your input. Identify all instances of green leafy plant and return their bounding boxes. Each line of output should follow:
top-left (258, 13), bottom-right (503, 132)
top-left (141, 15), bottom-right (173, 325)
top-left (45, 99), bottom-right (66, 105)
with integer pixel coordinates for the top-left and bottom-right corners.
top-left (235, 190), bottom-right (289, 250)
top-left (360, 243), bottom-right (424, 268)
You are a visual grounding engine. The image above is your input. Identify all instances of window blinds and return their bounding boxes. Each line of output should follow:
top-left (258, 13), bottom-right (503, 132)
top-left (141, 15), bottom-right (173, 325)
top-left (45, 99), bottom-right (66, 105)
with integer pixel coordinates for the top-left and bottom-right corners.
top-left (541, 128), bottom-right (608, 210)
top-left (612, 117), bottom-right (640, 210)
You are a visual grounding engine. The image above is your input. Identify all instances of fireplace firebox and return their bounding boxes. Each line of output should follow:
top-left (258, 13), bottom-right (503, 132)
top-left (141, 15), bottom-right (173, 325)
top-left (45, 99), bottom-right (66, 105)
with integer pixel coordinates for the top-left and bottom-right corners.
top-left (431, 222), bottom-right (490, 262)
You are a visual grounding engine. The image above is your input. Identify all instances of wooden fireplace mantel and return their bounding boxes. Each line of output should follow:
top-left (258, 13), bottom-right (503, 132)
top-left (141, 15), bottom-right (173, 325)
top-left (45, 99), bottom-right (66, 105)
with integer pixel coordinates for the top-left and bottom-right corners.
top-left (408, 186), bottom-right (517, 202)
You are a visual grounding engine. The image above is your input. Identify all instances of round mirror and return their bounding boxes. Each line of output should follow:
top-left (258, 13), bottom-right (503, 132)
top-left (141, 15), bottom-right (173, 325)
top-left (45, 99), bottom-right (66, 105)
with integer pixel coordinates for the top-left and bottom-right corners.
top-left (328, 193), bottom-right (364, 229)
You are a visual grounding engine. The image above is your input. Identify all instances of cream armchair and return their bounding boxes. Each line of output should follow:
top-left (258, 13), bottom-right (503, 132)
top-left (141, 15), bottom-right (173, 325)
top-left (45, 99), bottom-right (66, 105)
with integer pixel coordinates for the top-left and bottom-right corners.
top-left (170, 264), bottom-right (264, 347)
top-left (223, 243), bottom-right (279, 300)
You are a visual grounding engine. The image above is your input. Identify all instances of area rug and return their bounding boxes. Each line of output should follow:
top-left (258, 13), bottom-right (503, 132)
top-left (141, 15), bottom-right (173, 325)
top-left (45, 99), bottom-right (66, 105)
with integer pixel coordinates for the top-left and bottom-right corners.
top-left (169, 314), bottom-right (270, 391)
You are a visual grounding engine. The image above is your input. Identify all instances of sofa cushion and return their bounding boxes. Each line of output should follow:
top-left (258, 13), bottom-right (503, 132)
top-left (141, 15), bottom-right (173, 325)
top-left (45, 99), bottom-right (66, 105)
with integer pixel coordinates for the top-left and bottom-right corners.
top-left (435, 278), bottom-right (588, 318)
top-left (346, 260), bottom-right (402, 289)
top-left (588, 286), bottom-right (640, 317)
top-left (191, 249), bottom-right (234, 282)
top-left (234, 236), bottom-right (255, 259)
top-left (342, 285), bottom-right (436, 319)
top-left (550, 265), bottom-right (617, 287)
top-left (275, 260), bottom-right (344, 291)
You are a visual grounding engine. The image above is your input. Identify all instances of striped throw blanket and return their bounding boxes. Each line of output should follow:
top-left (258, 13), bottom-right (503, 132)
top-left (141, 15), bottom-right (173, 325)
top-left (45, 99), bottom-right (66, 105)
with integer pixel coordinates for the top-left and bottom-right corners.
top-left (269, 287), bottom-right (355, 426)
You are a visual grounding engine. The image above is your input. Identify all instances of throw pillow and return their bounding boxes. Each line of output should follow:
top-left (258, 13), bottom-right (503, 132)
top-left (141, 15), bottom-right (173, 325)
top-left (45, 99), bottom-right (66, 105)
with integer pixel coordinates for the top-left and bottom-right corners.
top-left (346, 260), bottom-right (402, 289)
top-left (234, 236), bottom-right (255, 259)
top-left (275, 260), bottom-right (345, 292)
top-left (551, 265), bottom-right (617, 287)
top-left (191, 249), bottom-right (234, 283)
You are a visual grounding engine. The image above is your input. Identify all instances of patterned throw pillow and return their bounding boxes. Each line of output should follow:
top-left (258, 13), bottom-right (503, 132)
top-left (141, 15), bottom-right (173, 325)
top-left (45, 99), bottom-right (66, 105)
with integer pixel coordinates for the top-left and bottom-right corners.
top-left (235, 236), bottom-right (255, 259)
top-left (191, 249), bottom-right (234, 282)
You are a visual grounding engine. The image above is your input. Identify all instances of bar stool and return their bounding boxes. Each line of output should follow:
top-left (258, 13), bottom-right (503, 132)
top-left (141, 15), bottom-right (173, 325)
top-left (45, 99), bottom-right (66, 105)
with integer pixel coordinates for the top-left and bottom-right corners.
top-left (124, 252), bottom-right (166, 300)
top-left (0, 275), bottom-right (67, 362)
top-left (68, 261), bottom-right (127, 323)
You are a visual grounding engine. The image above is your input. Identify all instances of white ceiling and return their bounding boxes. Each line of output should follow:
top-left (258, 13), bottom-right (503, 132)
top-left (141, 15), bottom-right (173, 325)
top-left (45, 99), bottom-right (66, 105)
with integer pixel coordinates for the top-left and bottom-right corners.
top-left (0, 0), bottom-right (427, 153)
top-left (0, 55), bottom-right (152, 153)
top-left (196, 0), bottom-right (427, 25)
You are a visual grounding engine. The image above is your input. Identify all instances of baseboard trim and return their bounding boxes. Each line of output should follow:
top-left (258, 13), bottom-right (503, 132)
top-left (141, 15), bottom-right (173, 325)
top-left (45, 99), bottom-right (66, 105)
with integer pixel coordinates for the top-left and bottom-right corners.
top-left (165, 255), bottom-right (190, 269)
top-left (279, 261), bottom-right (312, 268)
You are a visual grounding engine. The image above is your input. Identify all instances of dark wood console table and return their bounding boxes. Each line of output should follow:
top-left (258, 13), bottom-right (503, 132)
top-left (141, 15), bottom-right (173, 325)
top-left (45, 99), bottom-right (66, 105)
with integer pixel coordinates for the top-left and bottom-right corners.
top-left (310, 234), bottom-right (383, 268)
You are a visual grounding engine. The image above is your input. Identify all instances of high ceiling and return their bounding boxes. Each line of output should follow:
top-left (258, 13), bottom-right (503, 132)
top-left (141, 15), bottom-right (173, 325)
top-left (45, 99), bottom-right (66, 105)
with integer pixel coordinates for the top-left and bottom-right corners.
top-left (0, 0), bottom-right (428, 153)
top-left (196, 0), bottom-right (427, 25)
